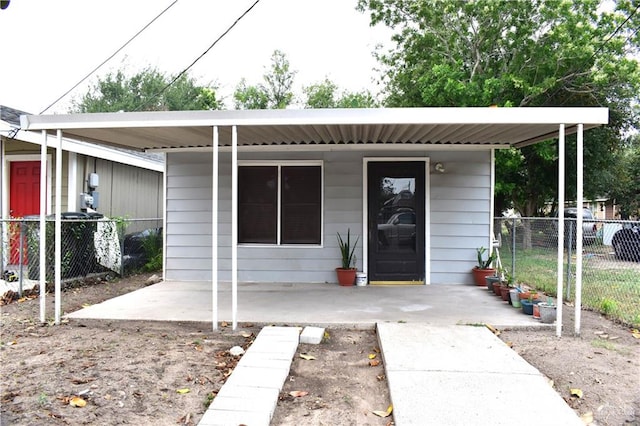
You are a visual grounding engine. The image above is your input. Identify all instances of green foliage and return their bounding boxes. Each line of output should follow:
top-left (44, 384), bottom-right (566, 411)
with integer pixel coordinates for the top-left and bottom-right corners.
top-left (72, 66), bottom-right (221, 112)
top-left (337, 229), bottom-right (359, 269)
top-left (476, 246), bottom-right (496, 269)
top-left (358, 0), bottom-right (640, 216)
top-left (609, 134), bottom-right (640, 218)
top-left (141, 231), bottom-right (163, 272)
top-left (600, 298), bottom-right (618, 316)
top-left (234, 50), bottom-right (296, 109)
top-left (304, 78), bottom-right (379, 108)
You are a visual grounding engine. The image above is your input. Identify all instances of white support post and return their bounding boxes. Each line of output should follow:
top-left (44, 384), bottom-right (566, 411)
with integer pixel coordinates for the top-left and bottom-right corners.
top-left (211, 126), bottom-right (219, 331)
top-left (54, 130), bottom-right (62, 325)
top-left (556, 124), bottom-right (565, 338)
top-left (575, 124), bottom-right (584, 335)
top-left (231, 125), bottom-right (238, 330)
top-left (39, 131), bottom-right (47, 323)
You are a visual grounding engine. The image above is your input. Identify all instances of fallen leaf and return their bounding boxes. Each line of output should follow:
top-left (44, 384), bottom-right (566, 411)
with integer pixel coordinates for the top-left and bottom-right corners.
top-left (376, 374), bottom-right (385, 381)
top-left (570, 388), bottom-right (583, 398)
top-left (504, 341), bottom-right (513, 348)
top-left (323, 331), bottom-right (330, 340)
top-left (240, 331), bottom-right (252, 338)
top-left (372, 404), bottom-right (393, 417)
top-left (373, 347), bottom-right (380, 353)
top-left (221, 321), bottom-right (228, 328)
top-left (369, 359), bottom-right (380, 367)
top-left (69, 397), bottom-right (86, 407)
top-left (631, 329), bottom-right (640, 339)
top-left (176, 388), bottom-right (190, 394)
top-left (368, 353), bottom-right (377, 359)
top-left (299, 353), bottom-right (316, 361)
top-left (289, 391), bottom-right (308, 398)
top-left (580, 411), bottom-right (594, 424)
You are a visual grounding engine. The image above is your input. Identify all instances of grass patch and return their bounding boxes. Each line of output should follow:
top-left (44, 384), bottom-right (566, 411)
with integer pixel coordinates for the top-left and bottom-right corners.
top-left (500, 246), bottom-right (640, 327)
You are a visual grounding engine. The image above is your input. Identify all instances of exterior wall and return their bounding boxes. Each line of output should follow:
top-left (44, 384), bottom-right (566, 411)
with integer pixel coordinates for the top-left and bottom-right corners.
top-left (2, 138), bottom-right (163, 219)
top-left (165, 149), bottom-right (492, 284)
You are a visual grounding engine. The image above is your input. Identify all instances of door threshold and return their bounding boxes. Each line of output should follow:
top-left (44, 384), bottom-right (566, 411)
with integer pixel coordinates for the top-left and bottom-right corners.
top-left (369, 281), bottom-right (425, 286)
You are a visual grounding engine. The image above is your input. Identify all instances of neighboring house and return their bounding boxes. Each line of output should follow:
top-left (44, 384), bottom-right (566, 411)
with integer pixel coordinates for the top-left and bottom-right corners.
top-left (1, 105), bottom-right (164, 268)
top-left (19, 107), bottom-right (608, 285)
top-left (1, 105), bottom-right (164, 219)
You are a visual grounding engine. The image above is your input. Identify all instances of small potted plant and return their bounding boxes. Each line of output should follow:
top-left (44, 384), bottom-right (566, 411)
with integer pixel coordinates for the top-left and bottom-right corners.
top-left (538, 297), bottom-right (557, 323)
top-left (336, 229), bottom-right (359, 286)
top-left (472, 246), bottom-right (497, 286)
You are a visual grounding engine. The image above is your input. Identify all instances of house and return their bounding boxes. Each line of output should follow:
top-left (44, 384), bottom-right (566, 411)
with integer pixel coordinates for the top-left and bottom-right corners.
top-left (1, 105), bottom-right (164, 270)
top-left (1, 105), bottom-right (164, 220)
top-left (19, 107), bottom-right (608, 292)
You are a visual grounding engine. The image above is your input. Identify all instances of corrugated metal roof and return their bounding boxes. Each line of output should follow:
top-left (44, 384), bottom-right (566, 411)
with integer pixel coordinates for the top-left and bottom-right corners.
top-left (19, 107), bottom-right (609, 152)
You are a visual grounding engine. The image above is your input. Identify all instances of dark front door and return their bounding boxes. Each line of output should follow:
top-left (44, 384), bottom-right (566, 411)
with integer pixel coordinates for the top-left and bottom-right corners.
top-left (368, 161), bottom-right (425, 283)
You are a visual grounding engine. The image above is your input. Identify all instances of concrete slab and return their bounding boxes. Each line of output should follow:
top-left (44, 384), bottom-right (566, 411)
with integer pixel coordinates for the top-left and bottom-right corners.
top-left (377, 323), bottom-right (582, 426)
top-left (208, 395), bottom-right (276, 415)
top-left (198, 408), bottom-right (270, 426)
top-left (224, 365), bottom-right (290, 389)
top-left (65, 281), bottom-right (549, 329)
top-left (215, 384), bottom-right (279, 401)
top-left (300, 326), bottom-right (325, 344)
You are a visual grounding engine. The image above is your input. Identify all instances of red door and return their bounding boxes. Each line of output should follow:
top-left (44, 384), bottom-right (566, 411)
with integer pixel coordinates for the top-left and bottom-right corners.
top-left (9, 161), bottom-right (41, 264)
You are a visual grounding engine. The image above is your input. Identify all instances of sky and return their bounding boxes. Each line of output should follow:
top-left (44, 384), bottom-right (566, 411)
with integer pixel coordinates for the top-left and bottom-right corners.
top-left (0, 0), bottom-right (393, 114)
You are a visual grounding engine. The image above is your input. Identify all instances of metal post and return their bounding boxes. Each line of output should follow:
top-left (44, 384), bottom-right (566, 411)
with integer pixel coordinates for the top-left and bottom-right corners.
top-left (39, 130), bottom-right (47, 324)
top-left (566, 221), bottom-right (573, 301)
top-left (511, 217), bottom-right (516, 280)
top-left (211, 126), bottom-right (219, 331)
top-left (18, 220), bottom-right (24, 297)
top-left (231, 125), bottom-right (238, 330)
top-left (556, 124), bottom-right (566, 338)
top-left (54, 130), bottom-right (63, 325)
top-left (575, 124), bottom-right (584, 335)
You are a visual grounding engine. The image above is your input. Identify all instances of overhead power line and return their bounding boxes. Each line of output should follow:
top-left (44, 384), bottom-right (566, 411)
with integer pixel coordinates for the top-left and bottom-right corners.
top-left (39, 0), bottom-right (180, 114)
top-left (133, 0), bottom-right (262, 112)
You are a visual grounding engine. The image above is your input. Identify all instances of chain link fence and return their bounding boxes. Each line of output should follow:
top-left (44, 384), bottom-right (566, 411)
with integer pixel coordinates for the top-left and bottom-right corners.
top-left (495, 217), bottom-right (640, 327)
top-left (0, 217), bottom-right (162, 299)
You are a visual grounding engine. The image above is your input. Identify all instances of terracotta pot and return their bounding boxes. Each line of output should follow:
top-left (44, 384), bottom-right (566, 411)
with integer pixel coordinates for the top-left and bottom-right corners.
top-left (500, 286), bottom-right (511, 302)
top-left (518, 292), bottom-right (539, 301)
top-left (472, 267), bottom-right (496, 286)
top-left (492, 281), bottom-right (503, 296)
top-left (336, 268), bottom-right (357, 286)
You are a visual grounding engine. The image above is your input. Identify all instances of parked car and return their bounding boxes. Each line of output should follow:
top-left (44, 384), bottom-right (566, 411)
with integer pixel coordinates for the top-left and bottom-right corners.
top-left (612, 222), bottom-right (640, 262)
top-left (551, 208), bottom-right (598, 246)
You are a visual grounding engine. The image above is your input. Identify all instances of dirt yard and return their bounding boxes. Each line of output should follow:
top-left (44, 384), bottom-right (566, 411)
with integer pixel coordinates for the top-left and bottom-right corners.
top-left (1, 273), bottom-right (638, 425)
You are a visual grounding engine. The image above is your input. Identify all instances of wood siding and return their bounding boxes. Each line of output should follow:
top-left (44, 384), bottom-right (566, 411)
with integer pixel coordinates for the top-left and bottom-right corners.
top-left (165, 149), bottom-right (492, 284)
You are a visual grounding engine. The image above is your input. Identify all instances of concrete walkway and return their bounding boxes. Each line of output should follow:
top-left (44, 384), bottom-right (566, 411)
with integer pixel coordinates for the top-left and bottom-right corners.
top-left (378, 323), bottom-right (582, 426)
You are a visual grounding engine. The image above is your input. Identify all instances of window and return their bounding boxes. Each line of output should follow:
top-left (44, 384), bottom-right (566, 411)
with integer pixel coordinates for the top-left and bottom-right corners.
top-left (239, 163), bottom-right (322, 245)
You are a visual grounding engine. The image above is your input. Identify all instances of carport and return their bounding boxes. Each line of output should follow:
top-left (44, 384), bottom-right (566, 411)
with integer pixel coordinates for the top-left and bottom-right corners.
top-left (20, 107), bottom-right (609, 335)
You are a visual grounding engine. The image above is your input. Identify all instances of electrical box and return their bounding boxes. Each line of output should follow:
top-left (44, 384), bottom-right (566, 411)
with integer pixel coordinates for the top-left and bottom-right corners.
top-left (88, 173), bottom-right (99, 189)
top-left (90, 191), bottom-right (99, 209)
top-left (79, 193), bottom-right (94, 210)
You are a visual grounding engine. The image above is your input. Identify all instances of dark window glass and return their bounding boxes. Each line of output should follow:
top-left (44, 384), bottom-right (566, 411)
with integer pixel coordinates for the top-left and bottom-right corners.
top-left (238, 167), bottom-right (277, 243)
top-left (281, 166), bottom-right (321, 244)
top-left (238, 165), bottom-right (321, 245)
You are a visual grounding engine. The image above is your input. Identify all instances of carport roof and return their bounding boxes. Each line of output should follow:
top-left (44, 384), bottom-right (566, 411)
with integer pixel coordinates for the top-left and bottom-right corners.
top-left (20, 107), bottom-right (609, 152)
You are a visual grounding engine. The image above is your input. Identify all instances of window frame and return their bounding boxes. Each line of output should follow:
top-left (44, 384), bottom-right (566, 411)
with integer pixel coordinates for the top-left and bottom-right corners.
top-left (237, 160), bottom-right (324, 247)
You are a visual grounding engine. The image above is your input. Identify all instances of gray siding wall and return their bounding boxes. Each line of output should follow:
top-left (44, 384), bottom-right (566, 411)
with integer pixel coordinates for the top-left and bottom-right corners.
top-left (165, 149), bottom-right (492, 285)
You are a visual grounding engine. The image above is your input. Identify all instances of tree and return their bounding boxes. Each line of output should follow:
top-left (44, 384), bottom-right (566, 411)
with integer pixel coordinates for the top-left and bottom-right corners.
top-left (72, 66), bottom-right (221, 112)
top-left (358, 0), bottom-right (640, 217)
top-left (234, 50), bottom-right (296, 109)
top-left (303, 78), bottom-right (380, 108)
top-left (610, 133), bottom-right (640, 219)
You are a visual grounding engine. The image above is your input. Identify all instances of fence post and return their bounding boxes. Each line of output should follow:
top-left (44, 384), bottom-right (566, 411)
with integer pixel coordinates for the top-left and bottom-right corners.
top-left (18, 220), bottom-right (24, 297)
top-left (511, 217), bottom-right (516, 279)
top-left (566, 221), bottom-right (573, 301)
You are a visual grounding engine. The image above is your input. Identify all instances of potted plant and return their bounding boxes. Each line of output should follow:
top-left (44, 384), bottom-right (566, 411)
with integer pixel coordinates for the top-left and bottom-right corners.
top-left (336, 229), bottom-right (359, 286)
top-left (538, 298), bottom-right (557, 323)
top-left (471, 246), bottom-right (497, 286)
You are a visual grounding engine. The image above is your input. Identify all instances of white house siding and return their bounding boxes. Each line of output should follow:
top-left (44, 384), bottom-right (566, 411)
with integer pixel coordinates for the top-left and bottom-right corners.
top-left (165, 149), bottom-right (492, 285)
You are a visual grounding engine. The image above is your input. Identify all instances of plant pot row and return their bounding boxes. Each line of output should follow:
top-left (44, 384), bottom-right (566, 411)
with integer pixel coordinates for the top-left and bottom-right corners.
top-left (484, 276), bottom-right (557, 323)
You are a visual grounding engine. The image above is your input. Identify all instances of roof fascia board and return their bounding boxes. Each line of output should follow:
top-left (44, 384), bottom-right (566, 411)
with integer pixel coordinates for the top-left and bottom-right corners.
top-left (20, 107), bottom-right (610, 131)
top-left (149, 143), bottom-right (511, 154)
top-left (5, 128), bottom-right (163, 172)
